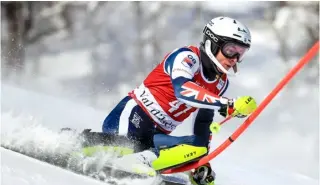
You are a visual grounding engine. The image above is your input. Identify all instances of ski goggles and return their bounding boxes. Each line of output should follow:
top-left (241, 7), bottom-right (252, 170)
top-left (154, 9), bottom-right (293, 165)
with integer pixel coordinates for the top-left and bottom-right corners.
top-left (220, 42), bottom-right (249, 63)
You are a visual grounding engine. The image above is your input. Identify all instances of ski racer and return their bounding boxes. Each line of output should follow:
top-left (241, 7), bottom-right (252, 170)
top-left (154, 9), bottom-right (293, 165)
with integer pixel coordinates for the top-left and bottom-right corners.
top-left (92, 16), bottom-right (258, 185)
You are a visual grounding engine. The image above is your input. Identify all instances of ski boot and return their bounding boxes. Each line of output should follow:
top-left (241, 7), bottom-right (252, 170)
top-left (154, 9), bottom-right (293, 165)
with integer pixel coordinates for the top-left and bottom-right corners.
top-left (189, 163), bottom-right (216, 185)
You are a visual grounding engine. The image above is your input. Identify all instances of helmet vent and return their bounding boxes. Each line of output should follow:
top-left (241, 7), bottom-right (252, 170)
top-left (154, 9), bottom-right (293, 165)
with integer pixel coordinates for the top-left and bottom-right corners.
top-left (219, 17), bottom-right (224, 20)
top-left (233, 20), bottom-right (237, 24)
top-left (233, 34), bottom-right (241, 38)
top-left (238, 27), bottom-right (247, 33)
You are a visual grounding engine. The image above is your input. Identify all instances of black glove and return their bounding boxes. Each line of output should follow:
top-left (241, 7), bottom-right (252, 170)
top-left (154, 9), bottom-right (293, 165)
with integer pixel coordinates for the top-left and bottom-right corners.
top-left (218, 98), bottom-right (248, 118)
top-left (218, 98), bottom-right (237, 117)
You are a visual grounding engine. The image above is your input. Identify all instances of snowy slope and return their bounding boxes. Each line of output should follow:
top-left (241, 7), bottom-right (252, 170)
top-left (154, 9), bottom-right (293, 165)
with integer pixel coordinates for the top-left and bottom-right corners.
top-left (1, 84), bottom-right (318, 185)
top-left (2, 146), bottom-right (317, 185)
top-left (1, 148), bottom-right (106, 185)
top-left (1, 147), bottom-right (156, 185)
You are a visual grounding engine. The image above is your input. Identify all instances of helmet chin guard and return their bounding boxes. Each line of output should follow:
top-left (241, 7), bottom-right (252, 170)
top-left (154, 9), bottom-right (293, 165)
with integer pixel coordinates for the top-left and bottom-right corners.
top-left (205, 40), bottom-right (238, 76)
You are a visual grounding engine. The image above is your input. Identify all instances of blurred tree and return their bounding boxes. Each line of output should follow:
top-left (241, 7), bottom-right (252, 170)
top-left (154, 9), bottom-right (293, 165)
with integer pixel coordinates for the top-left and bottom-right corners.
top-left (265, 1), bottom-right (319, 85)
top-left (1, 1), bottom-right (32, 78)
top-left (134, 1), bottom-right (144, 71)
top-left (1, 1), bottom-right (78, 78)
top-left (192, 2), bottom-right (203, 40)
top-left (147, 2), bottom-right (164, 72)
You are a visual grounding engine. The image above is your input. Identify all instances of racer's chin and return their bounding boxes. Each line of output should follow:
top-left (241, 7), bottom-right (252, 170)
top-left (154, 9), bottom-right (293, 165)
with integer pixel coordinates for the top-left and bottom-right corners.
top-left (217, 64), bottom-right (231, 73)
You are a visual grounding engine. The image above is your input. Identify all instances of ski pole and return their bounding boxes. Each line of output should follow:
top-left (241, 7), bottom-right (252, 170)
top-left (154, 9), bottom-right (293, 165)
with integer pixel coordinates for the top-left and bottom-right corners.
top-left (219, 115), bottom-right (232, 126)
top-left (210, 115), bottom-right (232, 133)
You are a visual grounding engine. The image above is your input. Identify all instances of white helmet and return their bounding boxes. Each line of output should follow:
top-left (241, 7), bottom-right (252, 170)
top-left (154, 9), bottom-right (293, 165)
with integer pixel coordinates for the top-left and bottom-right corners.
top-left (200, 16), bottom-right (251, 76)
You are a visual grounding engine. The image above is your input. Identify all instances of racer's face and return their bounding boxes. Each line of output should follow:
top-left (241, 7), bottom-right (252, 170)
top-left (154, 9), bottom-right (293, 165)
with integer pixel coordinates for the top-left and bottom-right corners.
top-left (215, 49), bottom-right (238, 72)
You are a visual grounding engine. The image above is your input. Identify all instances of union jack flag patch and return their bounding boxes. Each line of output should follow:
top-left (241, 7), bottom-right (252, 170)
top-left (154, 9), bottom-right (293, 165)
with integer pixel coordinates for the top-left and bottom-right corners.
top-left (181, 55), bottom-right (196, 68)
top-left (180, 82), bottom-right (219, 103)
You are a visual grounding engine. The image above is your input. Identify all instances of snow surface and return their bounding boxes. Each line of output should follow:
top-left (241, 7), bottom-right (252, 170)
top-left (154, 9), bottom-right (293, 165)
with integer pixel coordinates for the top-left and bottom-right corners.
top-left (1, 145), bottom-right (317, 185)
top-left (1, 147), bottom-right (156, 185)
top-left (1, 84), bottom-right (318, 185)
top-left (1, 147), bottom-right (107, 185)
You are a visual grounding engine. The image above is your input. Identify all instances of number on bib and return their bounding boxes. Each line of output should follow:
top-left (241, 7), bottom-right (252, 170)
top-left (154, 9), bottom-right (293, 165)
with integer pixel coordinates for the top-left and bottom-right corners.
top-left (168, 100), bottom-right (193, 117)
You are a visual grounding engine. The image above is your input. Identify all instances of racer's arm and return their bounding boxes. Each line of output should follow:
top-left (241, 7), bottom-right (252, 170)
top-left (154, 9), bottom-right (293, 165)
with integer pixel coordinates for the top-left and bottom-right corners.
top-left (192, 88), bottom-right (229, 151)
top-left (192, 81), bottom-right (229, 151)
top-left (193, 108), bottom-right (214, 150)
